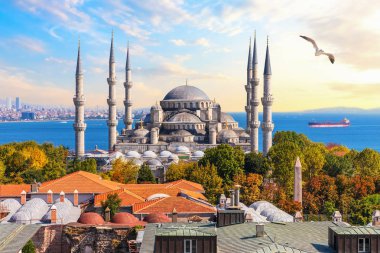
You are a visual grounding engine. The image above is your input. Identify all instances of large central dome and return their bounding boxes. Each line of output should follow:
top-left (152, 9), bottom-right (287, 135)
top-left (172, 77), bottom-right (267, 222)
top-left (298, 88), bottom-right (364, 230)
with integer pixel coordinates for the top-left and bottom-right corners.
top-left (163, 85), bottom-right (210, 101)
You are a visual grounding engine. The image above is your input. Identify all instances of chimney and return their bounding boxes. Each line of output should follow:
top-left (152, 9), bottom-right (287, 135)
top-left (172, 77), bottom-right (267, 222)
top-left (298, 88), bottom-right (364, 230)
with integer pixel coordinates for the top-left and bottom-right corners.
top-left (105, 207), bottom-right (111, 222)
top-left (73, 189), bottom-right (79, 206)
top-left (229, 189), bottom-right (235, 208)
top-left (31, 181), bottom-right (39, 193)
top-left (20, 190), bottom-right (26, 205)
top-left (60, 191), bottom-right (65, 202)
top-left (332, 211), bottom-right (342, 223)
top-left (47, 190), bottom-right (53, 204)
top-left (372, 210), bottom-right (380, 226)
top-left (51, 205), bottom-right (57, 223)
top-left (234, 185), bottom-right (241, 208)
top-left (172, 208), bottom-right (178, 223)
top-left (219, 194), bottom-right (226, 209)
top-left (256, 224), bottom-right (265, 237)
top-left (294, 211), bottom-right (303, 222)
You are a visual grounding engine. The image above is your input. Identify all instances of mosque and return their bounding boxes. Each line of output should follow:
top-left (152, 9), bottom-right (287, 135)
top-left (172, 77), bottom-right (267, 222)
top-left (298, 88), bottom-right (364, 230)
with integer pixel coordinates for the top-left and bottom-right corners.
top-left (73, 33), bottom-right (274, 158)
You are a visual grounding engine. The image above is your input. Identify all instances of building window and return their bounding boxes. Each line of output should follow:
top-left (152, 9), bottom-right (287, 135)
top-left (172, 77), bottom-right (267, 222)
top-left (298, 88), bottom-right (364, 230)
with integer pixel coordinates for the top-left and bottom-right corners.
top-left (358, 238), bottom-right (370, 252)
top-left (184, 239), bottom-right (196, 253)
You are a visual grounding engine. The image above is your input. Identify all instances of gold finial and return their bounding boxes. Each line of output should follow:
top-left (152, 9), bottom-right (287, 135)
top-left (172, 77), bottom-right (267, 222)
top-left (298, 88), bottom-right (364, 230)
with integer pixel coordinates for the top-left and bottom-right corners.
top-left (140, 119), bottom-right (143, 129)
top-left (224, 120), bottom-right (228, 129)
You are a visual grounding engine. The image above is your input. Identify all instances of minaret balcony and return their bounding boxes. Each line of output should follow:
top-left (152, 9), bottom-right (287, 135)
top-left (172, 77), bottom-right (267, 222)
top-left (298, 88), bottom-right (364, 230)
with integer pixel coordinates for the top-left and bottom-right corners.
top-left (73, 122), bottom-right (87, 131)
top-left (123, 100), bottom-right (133, 107)
top-left (107, 120), bottom-right (118, 127)
top-left (245, 106), bottom-right (251, 112)
top-left (261, 96), bottom-right (274, 106)
top-left (124, 118), bottom-right (133, 125)
top-left (107, 77), bottom-right (117, 84)
top-left (250, 99), bottom-right (260, 106)
top-left (261, 122), bottom-right (274, 131)
top-left (250, 78), bottom-right (260, 86)
top-left (245, 85), bottom-right (252, 92)
top-left (73, 96), bottom-right (85, 106)
top-left (107, 99), bottom-right (117, 106)
top-left (250, 120), bottom-right (261, 128)
top-left (124, 81), bottom-right (133, 88)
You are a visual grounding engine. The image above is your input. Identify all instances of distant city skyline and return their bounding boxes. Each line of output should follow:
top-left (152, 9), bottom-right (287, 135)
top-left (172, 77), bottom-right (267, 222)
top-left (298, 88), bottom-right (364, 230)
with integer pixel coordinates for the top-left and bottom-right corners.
top-left (0, 1), bottom-right (379, 112)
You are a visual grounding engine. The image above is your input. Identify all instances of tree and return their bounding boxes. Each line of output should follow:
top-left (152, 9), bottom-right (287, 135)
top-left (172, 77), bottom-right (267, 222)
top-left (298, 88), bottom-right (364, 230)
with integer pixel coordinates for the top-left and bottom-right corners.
top-left (350, 194), bottom-right (380, 225)
top-left (165, 161), bottom-right (196, 182)
top-left (267, 141), bottom-right (301, 194)
top-left (234, 173), bottom-right (263, 205)
top-left (137, 164), bottom-right (156, 183)
top-left (323, 153), bottom-right (354, 177)
top-left (22, 240), bottom-right (36, 253)
top-left (353, 148), bottom-right (380, 177)
top-left (109, 158), bottom-right (139, 184)
top-left (101, 193), bottom-right (122, 218)
top-left (199, 144), bottom-right (244, 187)
top-left (187, 163), bottom-right (223, 205)
top-left (244, 152), bottom-right (270, 176)
top-left (273, 131), bottom-right (311, 148)
top-left (0, 161), bottom-right (5, 183)
top-left (302, 143), bottom-right (326, 181)
top-left (68, 158), bottom-right (97, 174)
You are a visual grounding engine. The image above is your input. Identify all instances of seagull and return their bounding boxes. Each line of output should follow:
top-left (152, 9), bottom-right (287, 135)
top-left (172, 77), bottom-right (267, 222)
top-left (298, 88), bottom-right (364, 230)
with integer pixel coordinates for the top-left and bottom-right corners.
top-left (300, 35), bottom-right (335, 64)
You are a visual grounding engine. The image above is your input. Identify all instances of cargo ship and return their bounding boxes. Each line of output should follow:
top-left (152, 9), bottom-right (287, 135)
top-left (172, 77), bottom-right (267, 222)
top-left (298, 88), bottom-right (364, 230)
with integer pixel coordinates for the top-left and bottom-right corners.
top-left (308, 118), bottom-right (350, 128)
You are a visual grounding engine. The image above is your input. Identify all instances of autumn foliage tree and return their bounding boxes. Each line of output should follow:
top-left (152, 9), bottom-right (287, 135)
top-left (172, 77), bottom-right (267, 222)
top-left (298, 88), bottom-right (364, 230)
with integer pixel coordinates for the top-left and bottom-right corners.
top-left (108, 158), bottom-right (139, 184)
top-left (234, 173), bottom-right (263, 205)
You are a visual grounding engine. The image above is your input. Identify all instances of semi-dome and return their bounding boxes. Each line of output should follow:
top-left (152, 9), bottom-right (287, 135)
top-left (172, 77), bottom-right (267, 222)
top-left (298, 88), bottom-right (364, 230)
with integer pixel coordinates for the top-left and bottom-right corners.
top-left (168, 112), bottom-right (201, 123)
top-left (221, 112), bottom-right (236, 122)
top-left (126, 150), bottom-right (141, 158)
top-left (78, 212), bottom-right (105, 225)
top-left (163, 85), bottom-right (210, 101)
top-left (218, 129), bottom-right (238, 139)
top-left (143, 150), bottom-right (157, 158)
top-left (176, 146), bottom-right (190, 153)
top-left (159, 150), bottom-right (172, 157)
top-left (143, 213), bottom-right (171, 223)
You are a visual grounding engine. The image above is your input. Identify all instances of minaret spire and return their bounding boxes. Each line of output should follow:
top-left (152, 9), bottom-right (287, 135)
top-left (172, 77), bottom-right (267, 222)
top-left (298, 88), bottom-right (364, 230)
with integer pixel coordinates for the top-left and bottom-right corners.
top-left (107, 31), bottom-right (117, 151)
top-left (250, 31), bottom-right (260, 153)
top-left (261, 36), bottom-right (274, 155)
top-left (245, 37), bottom-right (252, 132)
top-left (73, 38), bottom-right (86, 157)
top-left (123, 41), bottom-right (133, 130)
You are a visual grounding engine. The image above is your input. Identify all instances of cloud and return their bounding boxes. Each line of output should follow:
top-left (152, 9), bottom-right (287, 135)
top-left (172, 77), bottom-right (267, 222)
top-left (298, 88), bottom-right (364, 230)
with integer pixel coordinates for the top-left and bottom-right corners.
top-left (194, 38), bottom-right (210, 47)
top-left (328, 83), bottom-right (380, 99)
top-left (13, 36), bottom-right (46, 53)
top-left (170, 39), bottom-right (186, 46)
top-left (47, 26), bottom-right (62, 40)
top-left (45, 57), bottom-right (74, 65)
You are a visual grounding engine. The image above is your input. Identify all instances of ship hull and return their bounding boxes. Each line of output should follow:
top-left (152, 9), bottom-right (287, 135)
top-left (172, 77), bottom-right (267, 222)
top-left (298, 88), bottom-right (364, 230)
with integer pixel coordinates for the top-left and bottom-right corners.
top-left (308, 124), bottom-right (350, 128)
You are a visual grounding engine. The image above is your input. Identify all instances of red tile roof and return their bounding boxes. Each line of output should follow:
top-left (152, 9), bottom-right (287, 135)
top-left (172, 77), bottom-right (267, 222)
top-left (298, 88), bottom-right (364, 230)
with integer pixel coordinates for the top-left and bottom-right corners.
top-left (94, 189), bottom-right (145, 207)
top-left (0, 184), bottom-right (31, 197)
top-left (165, 179), bottom-right (204, 193)
top-left (39, 171), bottom-right (123, 194)
top-left (132, 196), bottom-right (216, 214)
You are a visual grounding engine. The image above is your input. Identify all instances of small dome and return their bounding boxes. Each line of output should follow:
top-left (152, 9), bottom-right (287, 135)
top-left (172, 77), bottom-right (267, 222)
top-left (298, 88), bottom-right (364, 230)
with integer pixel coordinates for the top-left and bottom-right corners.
top-left (133, 128), bottom-right (149, 138)
top-left (112, 212), bottom-right (139, 224)
top-left (147, 159), bottom-right (162, 166)
top-left (147, 193), bottom-right (170, 201)
top-left (54, 197), bottom-right (73, 206)
top-left (0, 199), bottom-right (21, 213)
top-left (240, 132), bottom-right (250, 138)
top-left (133, 159), bottom-right (143, 166)
top-left (171, 130), bottom-right (192, 136)
top-left (218, 129), bottom-right (238, 139)
top-left (176, 146), bottom-right (190, 153)
top-left (192, 151), bottom-right (204, 157)
top-left (168, 112), bottom-right (202, 123)
top-left (168, 154), bottom-right (179, 160)
top-left (11, 211), bottom-right (31, 222)
top-left (78, 212), bottom-right (105, 225)
top-left (143, 213), bottom-right (171, 223)
top-left (160, 150), bottom-right (172, 158)
top-left (126, 150), bottom-right (141, 158)
top-left (143, 150), bottom-right (157, 158)
top-left (221, 112), bottom-right (236, 122)
top-left (163, 85), bottom-right (210, 101)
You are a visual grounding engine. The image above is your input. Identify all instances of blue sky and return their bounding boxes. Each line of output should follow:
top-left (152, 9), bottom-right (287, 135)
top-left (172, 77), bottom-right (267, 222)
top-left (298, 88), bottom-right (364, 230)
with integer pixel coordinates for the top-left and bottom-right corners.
top-left (0, 0), bottom-right (379, 112)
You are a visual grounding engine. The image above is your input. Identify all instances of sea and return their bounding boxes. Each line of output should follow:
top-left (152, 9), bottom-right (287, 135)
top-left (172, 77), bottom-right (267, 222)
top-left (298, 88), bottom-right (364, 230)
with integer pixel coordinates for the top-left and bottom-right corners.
top-left (0, 112), bottom-right (379, 152)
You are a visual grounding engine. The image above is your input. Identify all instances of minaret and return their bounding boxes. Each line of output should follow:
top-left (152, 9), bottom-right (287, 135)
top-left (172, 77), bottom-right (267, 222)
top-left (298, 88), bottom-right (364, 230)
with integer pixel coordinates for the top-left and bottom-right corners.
top-left (245, 38), bottom-right (252, 132)
top-left (107, 31), bottom-right (117, 151)
top-left (261, 36), bottom-right (274, 156)
top-left (294, 157), bottom-right (302, 205)
top-left (73, 39), bottom-right (86, 157)
top-left (250, 32), bottom-right (260, 153)
top-left (123, 42), bottom-right (133, 130)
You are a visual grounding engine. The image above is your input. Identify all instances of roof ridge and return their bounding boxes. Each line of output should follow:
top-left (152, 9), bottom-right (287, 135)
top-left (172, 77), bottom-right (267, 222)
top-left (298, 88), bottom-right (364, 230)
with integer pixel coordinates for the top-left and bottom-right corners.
top-left (123, 189), bottom-right (145, 201)
top-left (40, 171), bottom-right (82, 188)
top-left (133, 198), bottom-right (165, 213)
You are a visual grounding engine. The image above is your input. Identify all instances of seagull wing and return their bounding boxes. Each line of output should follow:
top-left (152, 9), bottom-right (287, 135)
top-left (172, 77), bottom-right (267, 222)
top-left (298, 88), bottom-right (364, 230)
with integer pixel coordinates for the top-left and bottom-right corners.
top-left (300, 35), bottom-right (319, 51)
top-left (321, 52), bottom-right (335, 64)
